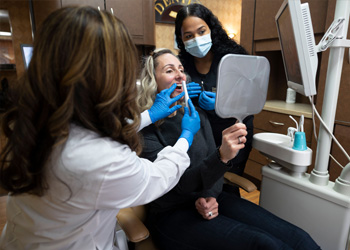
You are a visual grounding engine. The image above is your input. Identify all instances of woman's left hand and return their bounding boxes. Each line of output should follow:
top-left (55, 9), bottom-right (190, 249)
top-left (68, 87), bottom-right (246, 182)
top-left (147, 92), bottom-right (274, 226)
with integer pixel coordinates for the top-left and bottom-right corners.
top-left (219, 123), bottom-right (247, 163)
top-left (198, 91), bottom-right (216, 110)
top-left (195, 197), bottom-right (219, 220)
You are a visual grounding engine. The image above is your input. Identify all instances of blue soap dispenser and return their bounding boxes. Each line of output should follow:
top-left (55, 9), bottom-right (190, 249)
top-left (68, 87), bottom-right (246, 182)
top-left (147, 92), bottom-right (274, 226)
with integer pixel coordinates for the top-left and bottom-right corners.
top-left (293, 115), bottom-right (307, 151)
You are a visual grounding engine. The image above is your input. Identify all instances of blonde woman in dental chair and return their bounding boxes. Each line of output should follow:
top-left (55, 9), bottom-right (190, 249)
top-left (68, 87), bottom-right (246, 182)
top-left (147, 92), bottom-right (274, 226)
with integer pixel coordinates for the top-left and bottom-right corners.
top-left (137, 48), bottom-right (321, 250)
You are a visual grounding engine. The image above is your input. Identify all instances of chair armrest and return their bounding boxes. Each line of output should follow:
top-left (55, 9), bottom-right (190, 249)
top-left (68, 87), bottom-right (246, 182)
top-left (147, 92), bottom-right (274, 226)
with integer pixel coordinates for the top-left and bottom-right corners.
top-left (116, 207), bottom-right (149, 243)
top-left (224, 172), bottom-right (257, 193)
top-left (0, 186), bottom-right (8, 196)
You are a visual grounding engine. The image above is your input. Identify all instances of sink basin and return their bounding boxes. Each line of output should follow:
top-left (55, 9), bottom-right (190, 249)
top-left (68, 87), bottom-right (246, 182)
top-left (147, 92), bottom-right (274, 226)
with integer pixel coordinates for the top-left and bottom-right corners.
top-left (252, 132), bottom-right (312, 174)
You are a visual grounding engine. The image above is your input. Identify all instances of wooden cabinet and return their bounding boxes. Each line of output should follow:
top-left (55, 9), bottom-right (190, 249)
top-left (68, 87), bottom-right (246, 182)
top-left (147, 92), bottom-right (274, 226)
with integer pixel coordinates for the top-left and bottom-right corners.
top-left (106, 0), bottom-right (143, 38)
top-left (32, 0), bottom-right (155, 46)
top-left (61, 0), bottom-right (104, 9)
top-left (1, 1), bottom-right (32, 78)
top-left (241, 0), bottom-right (329, 53)
top-left (254, 0), bottom-right (284, 41)
top-left (32, 0), bottom-right (61, 31)
top-left (254, 0), bottom-right (328, 41)
top-left (254, 111), bottom-right (313, 143)
top-left (106, 0), bottom-right (155, 45)
top-left (328, 124), bottom-right (350, 182)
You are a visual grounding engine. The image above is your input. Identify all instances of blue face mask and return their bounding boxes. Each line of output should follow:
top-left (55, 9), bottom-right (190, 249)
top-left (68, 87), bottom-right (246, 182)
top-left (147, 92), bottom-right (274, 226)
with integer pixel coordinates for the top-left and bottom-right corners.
top-left (184, 33), bottom-right (212, 58)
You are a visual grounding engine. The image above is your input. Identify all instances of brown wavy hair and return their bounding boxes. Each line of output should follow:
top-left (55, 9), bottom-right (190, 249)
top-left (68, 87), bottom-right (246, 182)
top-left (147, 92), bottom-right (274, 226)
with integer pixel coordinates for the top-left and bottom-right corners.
top-left (0, 6), bottom-right (141, 196)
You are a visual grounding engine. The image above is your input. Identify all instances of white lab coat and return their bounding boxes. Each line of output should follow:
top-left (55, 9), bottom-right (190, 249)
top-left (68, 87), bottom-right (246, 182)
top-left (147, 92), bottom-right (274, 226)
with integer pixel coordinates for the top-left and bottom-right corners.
top-left (0, 111), bottom-right (190, 250)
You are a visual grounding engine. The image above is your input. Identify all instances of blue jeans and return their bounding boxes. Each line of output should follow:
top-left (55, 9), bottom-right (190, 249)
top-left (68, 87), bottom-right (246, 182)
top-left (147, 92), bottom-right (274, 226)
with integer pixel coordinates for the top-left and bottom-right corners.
top-left (147, 191), bottom-right (320, 250)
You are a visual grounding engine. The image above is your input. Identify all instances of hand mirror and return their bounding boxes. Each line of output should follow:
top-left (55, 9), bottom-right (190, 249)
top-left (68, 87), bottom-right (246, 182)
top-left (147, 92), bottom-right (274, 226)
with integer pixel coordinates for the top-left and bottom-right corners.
top-left (215, 54), bottom-right (270, 122)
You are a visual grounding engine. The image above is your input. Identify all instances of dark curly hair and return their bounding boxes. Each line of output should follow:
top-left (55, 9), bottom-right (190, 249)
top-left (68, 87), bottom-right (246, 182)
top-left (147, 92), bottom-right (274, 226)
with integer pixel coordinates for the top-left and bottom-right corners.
top-left (175, 3), bottom-right (247, 68)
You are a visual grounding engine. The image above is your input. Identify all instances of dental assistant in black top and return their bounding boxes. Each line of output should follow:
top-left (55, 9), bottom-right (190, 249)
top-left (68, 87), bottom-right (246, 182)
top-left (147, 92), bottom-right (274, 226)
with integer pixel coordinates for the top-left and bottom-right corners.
top-left (175, 3), bottom-right (254, 185)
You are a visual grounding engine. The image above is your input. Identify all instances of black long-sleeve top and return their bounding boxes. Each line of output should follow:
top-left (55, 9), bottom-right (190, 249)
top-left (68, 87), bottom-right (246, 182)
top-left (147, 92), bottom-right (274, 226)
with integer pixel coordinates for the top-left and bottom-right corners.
top-left (140, 108), bottom-right (233, 214)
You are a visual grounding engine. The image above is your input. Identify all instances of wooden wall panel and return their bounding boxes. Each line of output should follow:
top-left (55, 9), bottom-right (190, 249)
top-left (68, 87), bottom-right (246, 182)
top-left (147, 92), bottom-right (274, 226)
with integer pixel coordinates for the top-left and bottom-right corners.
top-left (329, 124), bottom-right (350, 182)
top-left (32, 0), bottom-right (61, 32)
top-left (1, 1), bottom-right (32, 78)
top-left (240, 0), bottom-right (255, 54)
top-left (0, 40), bottom-right (15, 64)
top-left (254, 0), bottom-right (283, 40)
top-left (336, 47), bottom-right (350, 123)
top-left (254, 0), bottom-right (328, 41)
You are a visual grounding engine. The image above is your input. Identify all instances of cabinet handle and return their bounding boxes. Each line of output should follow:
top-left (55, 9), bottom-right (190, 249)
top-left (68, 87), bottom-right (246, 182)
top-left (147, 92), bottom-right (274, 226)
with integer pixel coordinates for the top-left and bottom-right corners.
top-left (110, 8), bottom-right (114, 15)
top-left (265, 157), bottom-right (274, 164)
top-left (269, 120), bottom-right (284, 126)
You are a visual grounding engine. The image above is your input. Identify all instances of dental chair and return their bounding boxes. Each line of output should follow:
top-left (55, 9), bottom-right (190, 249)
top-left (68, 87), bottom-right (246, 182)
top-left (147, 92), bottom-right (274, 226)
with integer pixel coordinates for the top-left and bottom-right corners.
top-left (114, 172), bottom-right (257, 250)
top-left (0, 186), bottom-right (7, 196)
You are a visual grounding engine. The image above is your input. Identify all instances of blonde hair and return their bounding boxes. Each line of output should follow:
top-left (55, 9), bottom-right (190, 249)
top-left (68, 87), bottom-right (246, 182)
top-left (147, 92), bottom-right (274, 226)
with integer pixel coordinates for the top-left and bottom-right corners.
top-left (138, 48), bottom-right (186, 115)
top-left (137, 48), bottom-right (172, 112)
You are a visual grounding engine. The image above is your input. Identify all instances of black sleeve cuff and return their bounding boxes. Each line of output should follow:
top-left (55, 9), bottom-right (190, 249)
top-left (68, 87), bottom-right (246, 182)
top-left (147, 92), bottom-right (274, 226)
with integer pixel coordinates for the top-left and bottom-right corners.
top-left (216, 147), bottom-right (233, 167)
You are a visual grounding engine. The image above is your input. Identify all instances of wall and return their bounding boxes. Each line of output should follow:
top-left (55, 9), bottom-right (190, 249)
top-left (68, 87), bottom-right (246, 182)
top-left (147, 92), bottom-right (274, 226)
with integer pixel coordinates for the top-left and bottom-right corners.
top-left (0, 1), bottom-right (32, 81)
top-left (155, 0), bottom-right (242, 54)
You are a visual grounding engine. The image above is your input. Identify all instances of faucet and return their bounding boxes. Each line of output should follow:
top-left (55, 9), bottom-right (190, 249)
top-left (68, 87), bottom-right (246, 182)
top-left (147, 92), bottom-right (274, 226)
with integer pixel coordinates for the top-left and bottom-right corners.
top-left (287, 127), bottom-right (297, 141)
top-left (287, 115), bottom-right (298, 141)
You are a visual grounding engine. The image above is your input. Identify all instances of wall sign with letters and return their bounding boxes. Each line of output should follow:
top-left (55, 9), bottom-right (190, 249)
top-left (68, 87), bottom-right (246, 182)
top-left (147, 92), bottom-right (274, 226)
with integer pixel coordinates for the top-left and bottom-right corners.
top-left (155, 0), bottom-right (202, 23)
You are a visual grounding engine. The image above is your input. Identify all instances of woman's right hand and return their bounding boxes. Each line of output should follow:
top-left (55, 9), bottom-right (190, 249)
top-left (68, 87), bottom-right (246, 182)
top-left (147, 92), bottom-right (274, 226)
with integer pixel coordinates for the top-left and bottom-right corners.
top-left (198, 91), bottom-right (216, 111)
top-left (148, 83), bottom-right (185, 123)
top-left (219, 123), bottom-right (247, 163)
top-left (179, 98), bottom-right (200, 147)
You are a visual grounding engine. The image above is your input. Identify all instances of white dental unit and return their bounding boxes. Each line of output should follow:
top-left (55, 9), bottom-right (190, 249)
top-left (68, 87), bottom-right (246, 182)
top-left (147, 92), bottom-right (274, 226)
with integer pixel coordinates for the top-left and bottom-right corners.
top-left (251, 0), bottom-right (350, 249)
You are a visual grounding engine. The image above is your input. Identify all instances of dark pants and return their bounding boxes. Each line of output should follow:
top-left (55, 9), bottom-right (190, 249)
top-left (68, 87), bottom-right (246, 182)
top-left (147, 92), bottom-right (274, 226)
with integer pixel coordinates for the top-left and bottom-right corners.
top-left (147, 191), bottom-right (320, 250)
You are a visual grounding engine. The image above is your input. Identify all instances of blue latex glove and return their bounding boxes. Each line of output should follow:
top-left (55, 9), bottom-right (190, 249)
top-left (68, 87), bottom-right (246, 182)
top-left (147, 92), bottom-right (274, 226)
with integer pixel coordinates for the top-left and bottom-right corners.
top-left (179, 98), bottom-right (200, 147)
top-left (187, 82), bottom-right (202, 98)
top-left (149, 83), bottom-right (185, 123)
top-left (198, 91), bottom-right (216, 111)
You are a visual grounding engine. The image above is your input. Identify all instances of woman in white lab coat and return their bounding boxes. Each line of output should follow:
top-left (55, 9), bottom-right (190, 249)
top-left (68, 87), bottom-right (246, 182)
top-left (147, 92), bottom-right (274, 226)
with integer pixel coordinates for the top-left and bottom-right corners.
top-left (0, 6), bottom-right (200, 250)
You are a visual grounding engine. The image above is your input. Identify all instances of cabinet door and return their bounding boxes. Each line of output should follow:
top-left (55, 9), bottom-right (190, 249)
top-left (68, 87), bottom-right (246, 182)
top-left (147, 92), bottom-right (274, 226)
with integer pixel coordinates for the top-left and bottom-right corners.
top-left (240, 0), bottom-right (255, 54)
top-left (106, 0), bottom-right (143, 37)
top-left (106, 0), bottom-right (155, 45)
top-left (32, 0), bottom-right (61, 31)
top-left (61, 0), bottom-right (104, 9)
top-left (254, 0), bottom-right (328, 41)
top-left (328, 124), bottom-right (350, 182)
top-left (244, 159), bottom-right (263, 188)
top-left (244, 128), bottom-right (274, 187)
top-left (254, 0), bottom-right (284, 41)
top-left (336, 33), bottom-right (350, 123)
top-left (254, 110), bottom-right (313, 143)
